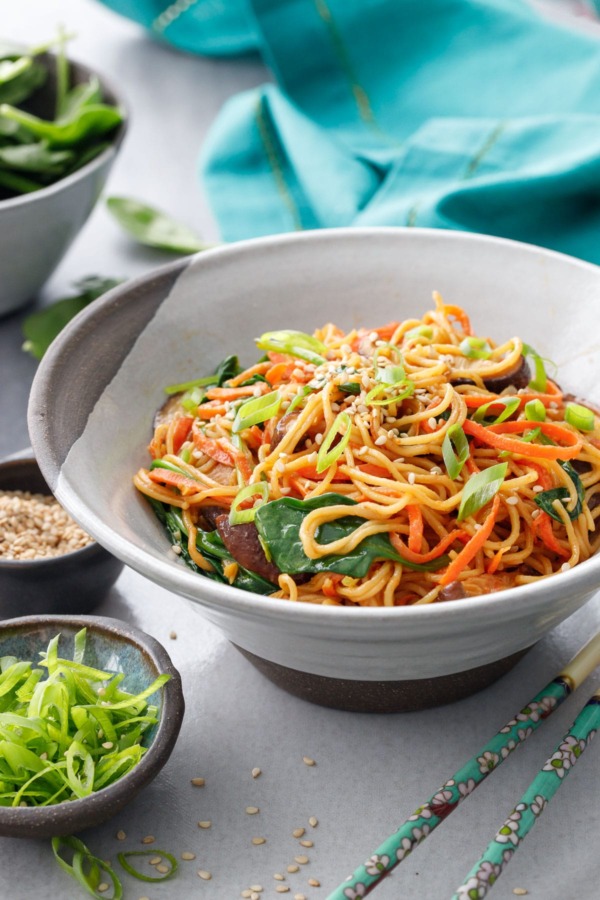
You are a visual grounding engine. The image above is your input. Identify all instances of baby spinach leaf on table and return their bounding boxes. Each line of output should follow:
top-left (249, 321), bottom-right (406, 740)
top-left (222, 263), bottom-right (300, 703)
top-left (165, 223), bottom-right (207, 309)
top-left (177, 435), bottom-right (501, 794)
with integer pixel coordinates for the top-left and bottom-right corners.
top-left (22, 276), bottom-right (121, 360)
top-left (255, 493), bottom-right (449, 577)
top-left (106, 196), bottom-right (210, 254)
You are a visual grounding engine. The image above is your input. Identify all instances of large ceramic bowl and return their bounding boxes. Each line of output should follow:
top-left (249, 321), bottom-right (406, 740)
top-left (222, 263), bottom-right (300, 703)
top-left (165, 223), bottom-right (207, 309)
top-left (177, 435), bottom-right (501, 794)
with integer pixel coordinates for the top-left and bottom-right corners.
top-left (0, 53), bottom-right (126, 315)
top-left (28, 229), bottom-right (600, 712)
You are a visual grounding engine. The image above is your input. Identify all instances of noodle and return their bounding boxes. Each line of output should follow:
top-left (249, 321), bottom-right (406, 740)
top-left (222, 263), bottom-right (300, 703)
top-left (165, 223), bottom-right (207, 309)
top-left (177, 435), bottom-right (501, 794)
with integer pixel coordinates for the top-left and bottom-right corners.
top-left (134, 294), bottom-right (600, 606)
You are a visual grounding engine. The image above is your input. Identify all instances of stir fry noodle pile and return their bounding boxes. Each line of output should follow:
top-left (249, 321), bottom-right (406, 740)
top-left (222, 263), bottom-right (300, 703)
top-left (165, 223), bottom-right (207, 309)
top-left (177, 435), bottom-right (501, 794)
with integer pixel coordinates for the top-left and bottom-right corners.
top-left (135, 294), bottom-right (600, 606)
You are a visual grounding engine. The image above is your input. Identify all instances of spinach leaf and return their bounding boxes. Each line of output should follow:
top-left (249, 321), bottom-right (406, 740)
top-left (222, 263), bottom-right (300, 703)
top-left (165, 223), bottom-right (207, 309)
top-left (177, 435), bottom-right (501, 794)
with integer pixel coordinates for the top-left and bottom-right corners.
top-left (106, 196), bottom-right (210, 254)
top-left (255, 493), bottom-right (449, 577)
top-left (0, 56), bottom-right (46, 106)
top-left (239, 373), bottom-right (268, 386)
top-left (22, 276), bottom-right (121, 360)
top-left (534, 461), bottom-right (585, 523)
top-left (0, 102), bottom-right (123, 146)
top-left (0, 141), bottom-right (74, 175)
top-left (215, 354), bottom-right (241, 385)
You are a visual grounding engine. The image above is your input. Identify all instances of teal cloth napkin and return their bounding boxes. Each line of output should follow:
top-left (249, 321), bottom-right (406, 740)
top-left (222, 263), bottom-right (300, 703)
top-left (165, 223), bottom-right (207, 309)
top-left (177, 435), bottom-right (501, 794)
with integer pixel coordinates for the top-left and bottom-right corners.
top-left (101, 0), bottom-right (600, 262)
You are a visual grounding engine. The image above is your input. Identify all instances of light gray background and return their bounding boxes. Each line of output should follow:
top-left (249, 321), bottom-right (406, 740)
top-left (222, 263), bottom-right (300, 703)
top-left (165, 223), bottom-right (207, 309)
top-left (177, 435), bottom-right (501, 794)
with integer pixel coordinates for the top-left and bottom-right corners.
top-left (1, 2), bottom-right (600, 898)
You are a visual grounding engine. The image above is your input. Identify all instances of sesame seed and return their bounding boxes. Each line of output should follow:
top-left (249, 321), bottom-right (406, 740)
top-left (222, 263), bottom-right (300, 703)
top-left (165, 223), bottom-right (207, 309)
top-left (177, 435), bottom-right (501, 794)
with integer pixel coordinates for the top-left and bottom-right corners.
top-left (274, 873), bottom-right (285, 881)
top-left (427, 417), bottom-right (437, 430)
top-left (430, 466), bottom-right (442, 475)
top-left (141, 835), bottom-right (155, 844)
top-left (251, 837), bottom-right (266, 845)
top-left (407, 472), bottom-right (416, 485)
top-left (198, 821), bottom-right (212, 829)
top-left (276, 888), bottom-right (290, 894)
top-left (341, 344), bottom-right (352, 354)
top-left (295, 895), bottom-right (306, 900)
top-left (369, 332), bottom-right (378, 342)
top-left (101, 741), bottom-right (114, 750)
top-left (252, 767), bottom-right (262, 778)
top-left (561, 562), bottom-right (571, 572)
top-left (308, 878), bottom-right (321, 887)
top-left (279, 486), bottom-right (291, 494)
top-left (169, 631), bottom-right (177, 639)
top-left (299, 840), bottom-right (314, 848)
top-left (505, 495), bottom-right (519, 505)
top-left (385, 416), bottom-right (395, 423)
top-left (191, 777), bottom-right (205, 787)
top-left (275, 461), bottom-right (286, 473)
top-left (171, 545), bottom-right (182, 555)
top-left (314, 433), bottom-right (323, 445)
top-left (149, 856), bottom-right (162, 865)
top-left (197, 869), bottom-right (212, 880)
top-left (246, 806), bottom-right (260, 815)
top-left (302, 756), bottom-right (316, 766)
top-left (251, 893), bottom-right (260, 900)
top-left (116, 830), bottom-right (126, 841)
top-left (532, 485), bottom-right (544, 493)
top-left (531, 509), bottom-right (541, 519)
top-left (293, 828), bottom-right (305, 838)
top-left (0, 489), bottom-right (94, 559)
top-left (156, 864), bottom-right (169, 874)
top-left (512, 891), bottom-right (528, 897)
top-left (242, 892), bottom-right (252, 898)
top-left (250, 886), bottom-right (263, 893)
top-left (287, 865), bottom-right (299, 873)
top-left (181, 852), bottom-right (196, 860)
top-left (97, 884), bottom-right (109, 894)
top-left (295, 855), bottom-right (309, 864)
top-left (308, 817), bottom-right (318, 827)
top-left (374, 434), bottom-right (387, 446)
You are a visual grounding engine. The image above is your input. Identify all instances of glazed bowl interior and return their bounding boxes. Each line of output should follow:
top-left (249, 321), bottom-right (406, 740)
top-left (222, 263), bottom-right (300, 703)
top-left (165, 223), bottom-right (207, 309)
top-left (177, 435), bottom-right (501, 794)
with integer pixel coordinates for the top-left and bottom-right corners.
top-left (28, 228), bottom-right (600, 704)
top-left (0, 615), bottom-right (183, 838)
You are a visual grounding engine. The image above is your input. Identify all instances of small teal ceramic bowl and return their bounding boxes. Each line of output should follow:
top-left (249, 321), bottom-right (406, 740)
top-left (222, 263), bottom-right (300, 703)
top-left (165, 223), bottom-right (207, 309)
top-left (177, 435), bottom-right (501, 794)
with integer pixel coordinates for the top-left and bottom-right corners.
top-left (0, 615), bottom-right (184, 838)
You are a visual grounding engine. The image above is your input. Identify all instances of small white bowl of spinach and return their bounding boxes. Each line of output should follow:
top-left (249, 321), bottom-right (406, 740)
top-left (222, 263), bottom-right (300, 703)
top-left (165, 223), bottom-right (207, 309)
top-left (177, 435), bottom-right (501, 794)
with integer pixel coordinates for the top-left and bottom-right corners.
top-left (0, 38), bottom-right (126, 315)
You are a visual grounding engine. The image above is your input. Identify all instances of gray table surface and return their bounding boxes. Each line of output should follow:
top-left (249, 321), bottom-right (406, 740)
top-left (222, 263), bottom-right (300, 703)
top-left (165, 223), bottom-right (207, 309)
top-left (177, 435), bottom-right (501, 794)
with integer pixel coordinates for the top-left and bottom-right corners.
top-left (1, 2), bottom-right (600, 899)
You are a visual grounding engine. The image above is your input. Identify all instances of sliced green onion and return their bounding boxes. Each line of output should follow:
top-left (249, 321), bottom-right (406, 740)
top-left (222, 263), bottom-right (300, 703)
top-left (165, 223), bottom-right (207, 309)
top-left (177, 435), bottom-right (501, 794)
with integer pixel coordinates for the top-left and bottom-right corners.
top-left (364, 380), bottom-right (415, 407)
top-left (458, 462), bottom-right (508, 521)
top-left (405, 325), bottom-right (433, 340)
top-left (287, 384), bottom-right (315, 413)
top-left (565, 402), bottom-right (595, 432)
top-left (472, 396), bottom-right (520, 425)
top-left (164, 374), bottom-right (216, 395)
top-left (229, 482), bottom-right (269, 524)
top-left (181, 386), bottom-right (205, 412)
top-left (117, 849), bottom-right (178, 883)
top-left (442, 424), bottom-right (470, 480)
top-left (375, 364), bottom-right (407, 386)
top-left (520, 426), bottom-right (542, 444)
top-left (52, 835), bottom-right (123, 899)
top-left (180, 446), bottom-right (192, 464)
top-left (233, 391), bottom-right (281, 433)
top-left (524, 399), bottom-right (546, 422)
top-left (149, 459), bottom-right (194, 477)
top-left (522, 344), bottom-right (548, 392)
top-left (459, 336), bottom-right (492, 360)
top-left (338, 382), bottom-right (361, 395)
top-left (316, 412), bottom-right (352, 474)
top-left (256, 330), bottom-right (327, 365)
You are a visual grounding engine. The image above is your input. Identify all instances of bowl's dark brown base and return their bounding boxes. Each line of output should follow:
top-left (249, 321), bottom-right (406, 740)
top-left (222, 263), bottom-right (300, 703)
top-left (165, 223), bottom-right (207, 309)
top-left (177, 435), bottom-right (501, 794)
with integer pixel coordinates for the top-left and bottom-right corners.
top-left (234, 645), bottom-right (532, 712)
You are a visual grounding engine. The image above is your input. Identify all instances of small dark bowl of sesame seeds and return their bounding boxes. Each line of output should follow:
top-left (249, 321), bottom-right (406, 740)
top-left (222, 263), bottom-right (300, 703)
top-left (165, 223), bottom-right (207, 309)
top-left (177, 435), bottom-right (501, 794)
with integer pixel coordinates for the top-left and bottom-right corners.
top-left (0, 450), bottom-right (124, 618)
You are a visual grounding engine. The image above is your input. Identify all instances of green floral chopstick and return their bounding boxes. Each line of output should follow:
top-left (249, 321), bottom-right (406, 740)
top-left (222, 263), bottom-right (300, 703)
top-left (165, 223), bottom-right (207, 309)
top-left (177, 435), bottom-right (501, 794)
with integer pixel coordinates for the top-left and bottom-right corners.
top-left (451, 689), bottom-right (600, 899)
top-left (326, 632), bottom-right (600, 900)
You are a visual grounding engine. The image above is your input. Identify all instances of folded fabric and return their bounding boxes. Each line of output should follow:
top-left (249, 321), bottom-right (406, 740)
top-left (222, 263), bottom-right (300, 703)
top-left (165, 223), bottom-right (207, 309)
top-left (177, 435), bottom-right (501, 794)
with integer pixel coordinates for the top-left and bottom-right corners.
top-left (100, 0), bottom-right (600, 263)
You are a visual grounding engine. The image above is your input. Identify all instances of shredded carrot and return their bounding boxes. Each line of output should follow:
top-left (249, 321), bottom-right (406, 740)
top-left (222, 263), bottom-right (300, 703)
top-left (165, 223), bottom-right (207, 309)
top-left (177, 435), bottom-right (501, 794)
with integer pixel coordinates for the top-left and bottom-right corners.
top-left (373, 321), bottom-right (401, 341)
top-left (525, 461), bottom-right (553, 491)
top-left (465, 456), bottom-right (481, 475)
top-left (265, 362), bottom-right (293, 385)
top-left (390, 527), bottom-right (467, 564)
top-left (243, 425), bottom-right (264, 450)
top-left (148, 468), bottom-right (200, 496)
top-left (196, 402), bottom-right (228, 419)
top-left (442, 304), bottom-right (472, 336)
top-left (193, 428), bottom-right (236, 466)
top-left (236, 453), bottom-right (254, 482)
top-left (292, 462), bottom-right (390, 482)
top-left (172, 416), bottom-right (194, 454)
top-left (463, 419), bottom-right (582, 460)
top-left (532, 511), bottom-right (570, 559)
top-left (322, 574), bottom-right (343, 599)
top-left (486, 547), bottom-right (506, 575)
top-left (407, 505), bottom-right (424, 554)
top-left (205, 385), bottom-right (264, 401)
top-left (462, 380), bottom-right (563, 411)
top-left (439, 494), bottom-right (501, 587)
top-left (228, 362), bottom-right (271, 388)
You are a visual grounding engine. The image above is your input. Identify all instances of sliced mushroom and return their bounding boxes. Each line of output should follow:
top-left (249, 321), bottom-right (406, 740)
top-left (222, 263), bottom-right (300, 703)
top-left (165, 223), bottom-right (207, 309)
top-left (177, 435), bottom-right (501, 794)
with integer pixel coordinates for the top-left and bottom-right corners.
top-left (437, 581), bottom-right (467, 602)
top-left (215, 515), bottom-right (311, 586)
top-left (482, 356), bottom-right (530, 393)
top-left (270, 410), bottom-right (301, 453)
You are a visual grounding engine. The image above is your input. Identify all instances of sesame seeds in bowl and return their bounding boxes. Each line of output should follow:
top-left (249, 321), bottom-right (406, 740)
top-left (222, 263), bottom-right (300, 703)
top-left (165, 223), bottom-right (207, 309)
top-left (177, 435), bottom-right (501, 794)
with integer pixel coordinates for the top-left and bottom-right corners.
top-left (0, 451), bottom-right (123, 617)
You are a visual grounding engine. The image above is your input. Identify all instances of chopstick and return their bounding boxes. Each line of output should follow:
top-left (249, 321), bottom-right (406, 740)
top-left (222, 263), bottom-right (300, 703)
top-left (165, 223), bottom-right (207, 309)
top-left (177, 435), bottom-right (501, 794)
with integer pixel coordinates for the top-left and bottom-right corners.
top-left (451, 686), bottom-right (600, 899)
top-left (326, 632), bottom-right (600, 900)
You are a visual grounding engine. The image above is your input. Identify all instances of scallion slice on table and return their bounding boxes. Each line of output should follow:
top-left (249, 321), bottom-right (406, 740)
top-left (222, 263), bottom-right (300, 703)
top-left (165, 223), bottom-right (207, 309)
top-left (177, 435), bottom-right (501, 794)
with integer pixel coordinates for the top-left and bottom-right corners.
top-left (117, 849), bottom-right (178, 883)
